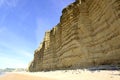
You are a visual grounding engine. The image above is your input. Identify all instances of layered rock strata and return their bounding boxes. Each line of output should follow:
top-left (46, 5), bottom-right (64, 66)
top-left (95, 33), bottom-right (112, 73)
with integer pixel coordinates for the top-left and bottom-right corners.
top-left (29, 0), bottom-right (120, 71)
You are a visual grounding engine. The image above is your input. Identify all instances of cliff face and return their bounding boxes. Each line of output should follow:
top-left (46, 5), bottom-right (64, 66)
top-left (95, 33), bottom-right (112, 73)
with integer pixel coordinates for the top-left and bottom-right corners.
top-left (29, 0), bottom-right (120, 71)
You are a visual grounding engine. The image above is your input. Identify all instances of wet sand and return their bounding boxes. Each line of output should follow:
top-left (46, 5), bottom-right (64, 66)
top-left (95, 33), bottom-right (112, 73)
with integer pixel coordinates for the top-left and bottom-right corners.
top-left (0, 73), bottom-right (55, 80)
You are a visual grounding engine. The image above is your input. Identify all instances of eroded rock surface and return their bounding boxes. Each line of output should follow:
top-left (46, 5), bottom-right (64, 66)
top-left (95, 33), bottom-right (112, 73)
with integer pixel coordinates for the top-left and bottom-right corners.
top-left (28, 0), bottom-right (120, 72)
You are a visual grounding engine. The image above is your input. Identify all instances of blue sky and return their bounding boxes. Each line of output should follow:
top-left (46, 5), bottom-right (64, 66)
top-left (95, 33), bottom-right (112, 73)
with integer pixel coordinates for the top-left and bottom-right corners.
top-left (0, 0), bottom-right (74, 69)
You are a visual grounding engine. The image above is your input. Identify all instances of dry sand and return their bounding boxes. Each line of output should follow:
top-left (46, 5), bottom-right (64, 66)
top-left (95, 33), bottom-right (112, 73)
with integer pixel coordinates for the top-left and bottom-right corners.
top-left (0, 69), bottom-right (120, 80)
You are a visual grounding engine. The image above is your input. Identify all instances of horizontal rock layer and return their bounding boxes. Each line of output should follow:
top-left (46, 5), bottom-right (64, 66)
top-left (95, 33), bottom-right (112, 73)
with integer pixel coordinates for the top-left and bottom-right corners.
top-left (28, 0), bottom-right (120, 71)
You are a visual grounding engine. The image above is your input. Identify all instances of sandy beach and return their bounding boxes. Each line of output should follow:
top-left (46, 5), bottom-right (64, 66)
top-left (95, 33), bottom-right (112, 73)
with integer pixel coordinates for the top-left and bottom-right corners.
top-left (0, 70), bottom-right (120, 80)
top-left (0, 72), bottom-right (55, 80)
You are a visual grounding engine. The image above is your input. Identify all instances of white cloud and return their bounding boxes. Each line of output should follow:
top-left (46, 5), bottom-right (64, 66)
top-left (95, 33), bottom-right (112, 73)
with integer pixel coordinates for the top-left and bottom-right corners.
top-left (0, 0), bottom-right (18, 7)
top-left (18, 50), bottom-right (33, 58)
top-left (0, 28), bottom-right (33, 68)
top-left (0, 43), bottom-right (33, 68)
top-left (0, 57), bottom-right (27, 68)
top-left (0, 38), bottom-right (33, 58)
top-left (0, 27), bottom-right (33, 58)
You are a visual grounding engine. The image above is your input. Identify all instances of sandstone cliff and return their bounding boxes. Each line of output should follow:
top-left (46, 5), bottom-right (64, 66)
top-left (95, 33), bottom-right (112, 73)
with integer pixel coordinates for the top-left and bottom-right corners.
top-left (29, 0), bottom-right (120, 72)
